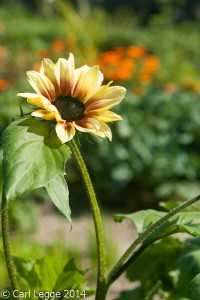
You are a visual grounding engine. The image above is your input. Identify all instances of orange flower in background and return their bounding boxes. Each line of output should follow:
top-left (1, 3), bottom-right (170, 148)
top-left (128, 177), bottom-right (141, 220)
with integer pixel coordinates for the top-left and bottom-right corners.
top-left (115, 58), bottom-right (135, 81)
top-left (113, 46), bottom-right (126, 55)
top-left (143, 55), bottom-right (160, 73)
top-left (100, 51), bottom-right (122, 64)
top-left (138, 72), bottom-right (152, 84)
top-left (126, 46), bottom-right (146, 58)
top-left (33, 62), bottom-right (41, 72)
top-left (96, 45), bottom-right (160, 87)
top-left (37, 49), bottom-right (50, 59)
top-left (0, 78), bottom-right (9, 91)
top-left (138, 55), bottom-right (160, 84)
top-left (99, 58), bottom-right (135, 81)
top-left (51, 39), bottom-right (65, 53)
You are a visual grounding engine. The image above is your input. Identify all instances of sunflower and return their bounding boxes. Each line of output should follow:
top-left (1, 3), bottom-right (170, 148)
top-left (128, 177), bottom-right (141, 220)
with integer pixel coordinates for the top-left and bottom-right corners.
top-left (18, 53), bottom-right (126, 143)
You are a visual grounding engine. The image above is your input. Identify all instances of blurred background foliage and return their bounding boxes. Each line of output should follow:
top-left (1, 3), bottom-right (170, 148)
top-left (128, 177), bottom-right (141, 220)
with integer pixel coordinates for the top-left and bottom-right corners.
top-left (1, 0), bottom-right (200, 294)
top-left (1, 0), bottom-right (200, 211)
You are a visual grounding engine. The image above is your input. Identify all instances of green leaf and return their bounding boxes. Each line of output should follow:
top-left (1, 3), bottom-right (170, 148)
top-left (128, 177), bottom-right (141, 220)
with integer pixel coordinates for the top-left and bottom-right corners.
top-left (114, 210), bottom-right (200, 244)
top-left (45, 175), bottom-right (71, 223)
top-left (14, 256), bottom-right (94, 299)
top-left (126, 237), bottom-right (182, 285)
top-left (160, 200), bottom-right (200, 212)
top-left (14, 256), bottom-right (67, 291)
top-left (2, 117), bottom-right (71, 219)
top-left (115, 209), bottom-right (164, 235)
top-left (190, 274), bottom-right (200, 300)
top-left (54, 258), bottom-right (85, 291)
top-left (115, 286), bottom-right (145, 300)
top-left (159, 200), bottom-right (180, 211)
top-left (177, 238), bottom-right (200, 297)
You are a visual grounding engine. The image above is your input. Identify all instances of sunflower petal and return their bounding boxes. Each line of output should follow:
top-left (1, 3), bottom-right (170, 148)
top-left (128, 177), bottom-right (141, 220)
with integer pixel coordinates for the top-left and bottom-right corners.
top-left (72, 65), bottom-right (90, 91)
top-left (96, 121), bottom-right (112, 141)
top-left (40, 58), bottom-right (59, 92)
top-left (86, 98), bottom-right (122, 112)
top-left (73, 66), bottom-right (104, 102)
top-left (27, 96), bottom-right (51, 109)
top-left (75, 117), bottom-right (100, 132)
top-left (32, 110), bottom-right (56, 120)
top-left (56, 122), bottom-right (75, 143)
top-left (17, 92), bottom-right (39, 98)
top-left (27, 71), bottom-right (56, 101)
top-left (89, 110), bottom-right (122, 122)
top-left (55, 53), bottom-right (75, 96)
top-left (87, 85), bottom-right (126, 105)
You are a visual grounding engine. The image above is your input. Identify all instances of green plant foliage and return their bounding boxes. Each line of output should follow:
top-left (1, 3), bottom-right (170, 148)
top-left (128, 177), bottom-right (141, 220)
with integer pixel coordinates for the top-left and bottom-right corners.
top-left (126, 237), bottom-right (182, 298)
top-left (54, 259), bottom-right (85, 291)
top-left (1, 117), bottom-right (71, 221)
top-left (190, 274), bottom-right (200, 300)
top-left (2, 2), bottom-right (200, 206)
top-left (45, 175), bottom-right (71, 224)
top-left (79, 90), bottom-right (200, 207)
top-left (115, 286), bottom-right (145, 300)
top-left (14, 256), bottom-right (93, 299)
top-left (121, 237), bottom-right (200, 299)
top-left (115, 209), bottom-right (200, 244)
top-left (177, 238), bottom-right (200, 298)
top-left (160, 199), bottom-right (200, 212)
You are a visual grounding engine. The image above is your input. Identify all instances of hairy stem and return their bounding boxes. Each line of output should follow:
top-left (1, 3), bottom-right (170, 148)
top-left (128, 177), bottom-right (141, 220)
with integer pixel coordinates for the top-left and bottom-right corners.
top-left (1, 186), bottom-right (19, 291)
top-left (107, 194), bottom-right (200, 284)
top-left (69, 139), bottom-right (106, 300)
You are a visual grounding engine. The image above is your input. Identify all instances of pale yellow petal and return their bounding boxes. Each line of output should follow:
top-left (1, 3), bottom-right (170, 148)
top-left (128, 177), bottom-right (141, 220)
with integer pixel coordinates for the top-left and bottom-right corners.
top-left (27, 96), bottom-right (51, 109)
top-left (47, 104), bottom-right (63, 122)
top-left (72, 66), bottom-right (103, 102)
top-left (87, 85), bottom-right (126, 105)
top-left (56, 122), bottom-right (75, 143)
top-left (89, 110), bottom-right (122, 122)
top-left (17, 92), bottom-right (39, 98)
top-left (55, 53), bottom-right (75, 96)
top-left (32, 110), bottom-right (56, 120)
top-left (27, 71), bottom-right (56, 101)
top-left (86, 98), bottom-right (122, 112)
top-left (40, 58), bottom-right (59, 92)
top-left (72, 65), bottom-right (90, 92)
top-left (83, 81), bottom-right (112, 104)
top-left (74, 117), bottom-right (100, 132)
top-left (95, 121), bottom-right (112, 141)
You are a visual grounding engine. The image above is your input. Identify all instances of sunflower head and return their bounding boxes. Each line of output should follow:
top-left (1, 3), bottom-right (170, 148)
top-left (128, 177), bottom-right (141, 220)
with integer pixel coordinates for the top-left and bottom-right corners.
top-left (18, 53), bottom-right (126, 143)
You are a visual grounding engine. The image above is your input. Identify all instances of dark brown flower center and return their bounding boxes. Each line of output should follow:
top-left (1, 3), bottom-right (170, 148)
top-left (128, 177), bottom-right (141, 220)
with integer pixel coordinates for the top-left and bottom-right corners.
top-left (54, 95), bottom-right (85, 122)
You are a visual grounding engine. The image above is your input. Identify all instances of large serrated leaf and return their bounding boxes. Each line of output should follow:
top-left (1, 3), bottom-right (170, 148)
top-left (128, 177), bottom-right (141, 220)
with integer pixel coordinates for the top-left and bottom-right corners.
top-left (114, 210), bottom-right (200, 244)
top-left (45, 175), bottom-right (71, 222)
top-left (2, 117), bottom-right (71, 220)
top-left (2, 117), bottom-right (70, 202)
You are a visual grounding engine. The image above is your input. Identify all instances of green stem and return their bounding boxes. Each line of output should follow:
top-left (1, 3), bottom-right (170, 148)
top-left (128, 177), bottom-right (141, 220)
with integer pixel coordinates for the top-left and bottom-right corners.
top-left (1, 186), bottom-right (19, 291)
top-left (69, 139), bottom-right (106, 300)
top-left (107, 194), bottom-right (200, 285)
